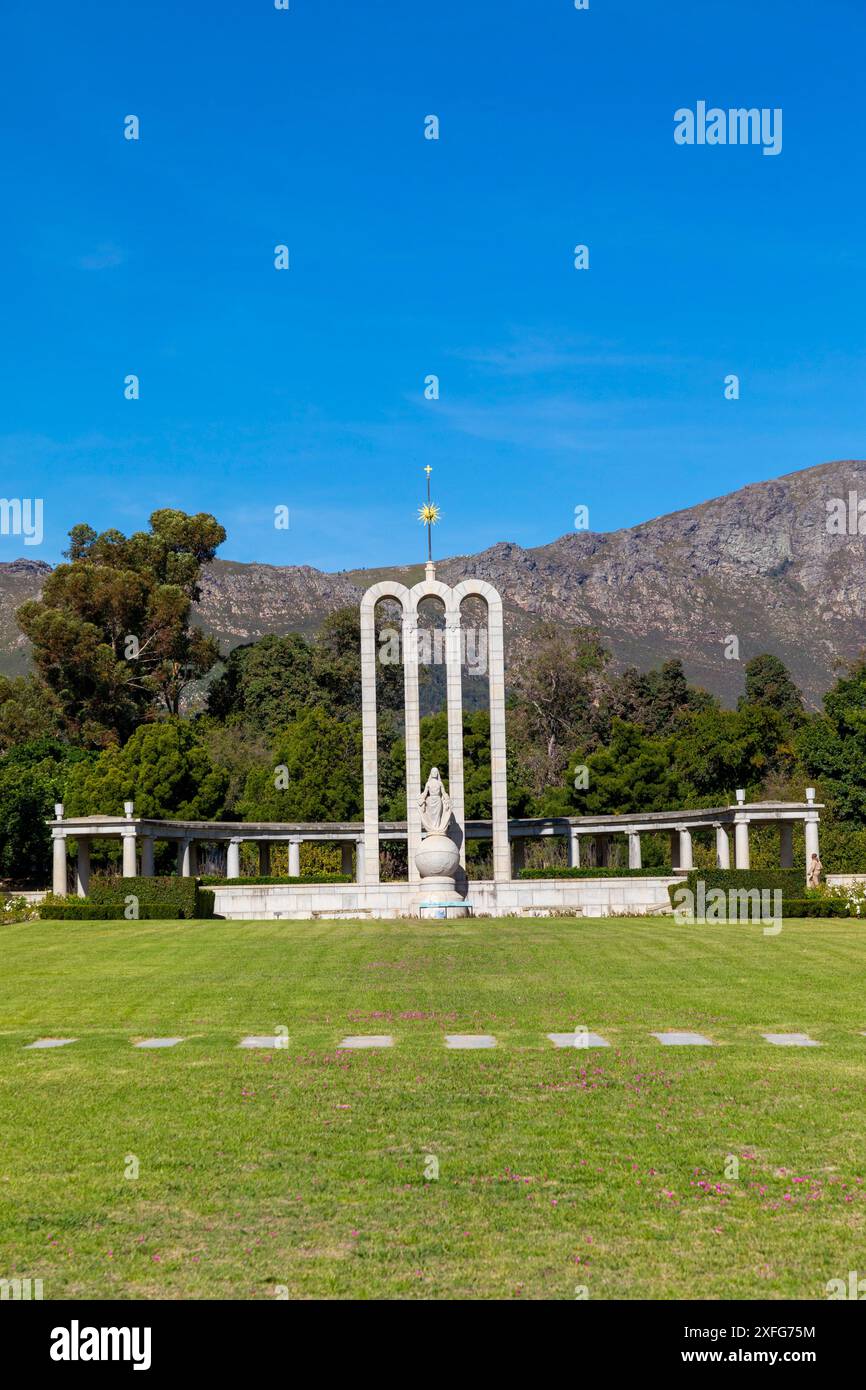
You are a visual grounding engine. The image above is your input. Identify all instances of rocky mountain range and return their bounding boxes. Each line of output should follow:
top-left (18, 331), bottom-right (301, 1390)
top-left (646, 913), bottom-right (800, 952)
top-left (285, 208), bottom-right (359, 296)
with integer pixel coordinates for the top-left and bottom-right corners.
top-left (2, 458), bottom-right (864, 708)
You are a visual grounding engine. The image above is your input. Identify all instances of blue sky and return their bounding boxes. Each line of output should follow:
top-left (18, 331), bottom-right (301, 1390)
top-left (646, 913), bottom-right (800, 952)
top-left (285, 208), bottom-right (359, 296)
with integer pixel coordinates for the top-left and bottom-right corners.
top-left (1, 0), bottom-right (863, 570)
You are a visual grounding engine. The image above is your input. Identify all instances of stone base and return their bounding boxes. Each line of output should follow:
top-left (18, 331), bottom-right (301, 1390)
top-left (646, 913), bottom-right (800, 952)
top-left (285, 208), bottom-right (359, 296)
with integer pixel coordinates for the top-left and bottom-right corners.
top-left (416, 875), bottom-right (471, 919)
top-left (208, 876), bottom-right (678, 920)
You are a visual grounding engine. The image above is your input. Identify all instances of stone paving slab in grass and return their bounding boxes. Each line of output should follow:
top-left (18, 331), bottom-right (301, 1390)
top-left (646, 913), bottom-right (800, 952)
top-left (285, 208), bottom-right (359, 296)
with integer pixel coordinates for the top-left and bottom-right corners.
top-left (762, 1032), bottom-right (821, 1047)
top-left (548, 1032), bottom-right (610, 1048)
top-left (339, 1035), bottom-right (393, 1048)
top-left (445, 1034), bottom-right (497, 1049)
top-left (135, 1038), bottom-right (185, 1049)
top-left (238, 1036), bottom-right (289, 1049)
top-left (651, 1031), bottom-right (714, 1046)
top-left (24, 1038), bottom-right (77, 1049)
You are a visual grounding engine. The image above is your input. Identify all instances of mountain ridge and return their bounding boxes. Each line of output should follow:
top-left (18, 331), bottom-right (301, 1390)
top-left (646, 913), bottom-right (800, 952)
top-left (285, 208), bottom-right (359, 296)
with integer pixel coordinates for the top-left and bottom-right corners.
top-left (2, 459), bottom-right (864, 707)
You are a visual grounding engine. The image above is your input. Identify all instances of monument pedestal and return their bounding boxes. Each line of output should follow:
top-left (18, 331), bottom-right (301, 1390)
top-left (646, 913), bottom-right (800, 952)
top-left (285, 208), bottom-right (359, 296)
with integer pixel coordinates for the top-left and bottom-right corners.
top-left (417, 876), bottom-right (471, 919)
top-left (414, 829), bottom-right (470, 918)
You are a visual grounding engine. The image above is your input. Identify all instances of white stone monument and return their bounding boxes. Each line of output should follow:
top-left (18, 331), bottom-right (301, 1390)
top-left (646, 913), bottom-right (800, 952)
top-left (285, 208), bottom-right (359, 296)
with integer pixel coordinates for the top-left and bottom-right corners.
top-left (359, 468), bottom-right (510, 914)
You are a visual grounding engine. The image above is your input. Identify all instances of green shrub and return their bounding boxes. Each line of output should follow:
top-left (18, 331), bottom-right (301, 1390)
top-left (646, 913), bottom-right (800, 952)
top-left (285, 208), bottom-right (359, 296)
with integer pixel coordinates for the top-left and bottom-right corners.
top-left (38, 903), bottom-right (182, 920)
top-left (199, 874), bottom-right (352, 886)
top-left (517, 867), bottom-right (674, 880)
top-left (681, 869), bottom-right (804, 896)
top-left (56, 875), bottom-right (215, 919)
top-left (88, 874), bottom-right (197, 911)
top-left (1, 893), bottom-right (40, 924)
top-left (780, 898), bottom-right (855, 918)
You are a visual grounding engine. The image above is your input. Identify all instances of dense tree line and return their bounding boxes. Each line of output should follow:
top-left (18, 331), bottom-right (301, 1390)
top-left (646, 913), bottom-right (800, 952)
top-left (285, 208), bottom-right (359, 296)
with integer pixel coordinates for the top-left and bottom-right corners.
top-left (2, 508), bottom-right (866, 882)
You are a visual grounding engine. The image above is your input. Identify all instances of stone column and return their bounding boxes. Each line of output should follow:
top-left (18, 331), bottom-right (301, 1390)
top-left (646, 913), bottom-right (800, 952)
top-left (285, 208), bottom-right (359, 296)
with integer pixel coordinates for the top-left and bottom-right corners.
top-left (628, 832), bottom-right (642, 869)
top-left (400, 609), bottom-right (422, 884)
top-left (52, 830), bottom-right (67, 896)
top-left (75, 838), bottom-right (90, 897)
top-left (714, 824), bottom-right (731, 869)
top-left (340, 842), bottom-right (353, 876)
top-left (510, 837), bottom-right (526, 876)
top-left (669, 831), bottom-right (680, 869)
top-left (678, 829), bottom-right (693, 870)
top-left (140, 835), bottom-right (155, 877)
top-left (360, 588), bottom-right (390, 886)
top-left (804, 812), bottom-right (820, 881)
top-left (355, 837), bottom-right (365, 885)
top-left (734, 816), bottom-right (750, 870)
top-left (179, 839), bottom-right (195, 878)
top-left (567, 828), bottom-right (581, 868)
top-left (258, 842), bottom-right (271, 876)
top-left (444, 612), bottom-right (466, 866)
top-left (121, 829), bottom-right (137, 878)
top-left (779, 821), bottom-right (794, 869)
top-left (288, 838), bottom-right (301, 877)
top-left (226, 839), bottom-right (241, 879)
top-left (485, 598), bottom-right (510, 884)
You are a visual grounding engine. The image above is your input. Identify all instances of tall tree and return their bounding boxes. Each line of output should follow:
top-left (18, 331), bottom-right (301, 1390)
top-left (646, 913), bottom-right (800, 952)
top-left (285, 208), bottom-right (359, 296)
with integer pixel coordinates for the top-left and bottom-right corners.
top-left (17, 510), bottom-right (225, 745)
top-left (549, 720), bottom-right (681, 817)
top-left (796, 656), bottom-right (866, 821)
top-left (0, 675), bottom-right (64, 754)
top-left (739, 653), bottom-right (804, 724)
top-left (207, 607), bottom-right (406, 733)
top-left (311, 605), bottom-right (405, 718)
top-left (509, 623), bottom-right (610, 794)
top-left (240, 709), bottom-right (363, 822)
top-left (0, 739), bottom-right (90, 884)
top-left (64, 718), bottom-right (228, 820)
top-left (673, 704), bottom-right (793, 803)
top-left (606, 658), bottom-right (715, 736)
top-left (207, 633), bottom-right (317, 732)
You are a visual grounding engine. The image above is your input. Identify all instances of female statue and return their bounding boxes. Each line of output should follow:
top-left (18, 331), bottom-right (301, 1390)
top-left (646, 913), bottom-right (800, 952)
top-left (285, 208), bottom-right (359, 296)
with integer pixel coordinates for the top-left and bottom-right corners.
top-left (418, 766), bottom-right (453, 834)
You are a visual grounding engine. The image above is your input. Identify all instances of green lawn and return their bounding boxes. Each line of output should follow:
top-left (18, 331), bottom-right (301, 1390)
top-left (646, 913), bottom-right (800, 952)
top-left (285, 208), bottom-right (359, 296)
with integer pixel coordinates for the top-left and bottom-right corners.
top-left (1, 916), bottom-right (865, 1300)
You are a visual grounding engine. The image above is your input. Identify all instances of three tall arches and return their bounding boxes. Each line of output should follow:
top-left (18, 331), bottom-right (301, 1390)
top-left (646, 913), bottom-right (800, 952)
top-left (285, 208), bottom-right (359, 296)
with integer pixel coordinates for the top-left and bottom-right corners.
top-left (359, 575), bottom-right (510, 885)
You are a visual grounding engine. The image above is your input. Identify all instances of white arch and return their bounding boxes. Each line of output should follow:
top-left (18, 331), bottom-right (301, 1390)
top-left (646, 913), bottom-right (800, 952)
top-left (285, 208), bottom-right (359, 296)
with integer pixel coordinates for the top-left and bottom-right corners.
top-left (359, 574), bottom-right (510, 887)
top-left (410, 580), bottom-right (466, 868)
top-left (452, 581), bottom-right (510, 883)
top-left (360, 582), bottom-right (413, 885)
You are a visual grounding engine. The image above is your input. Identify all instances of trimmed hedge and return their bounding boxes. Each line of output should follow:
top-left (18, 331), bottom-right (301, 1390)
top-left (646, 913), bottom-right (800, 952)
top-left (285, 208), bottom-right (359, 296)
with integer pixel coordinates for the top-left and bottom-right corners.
top-left (88, 875), bottom-right (202, 914)
top-left (781, 898), bottom-right (857, 918)
top-left (517, 867), bottom-right (674, 880)
top-left (39, 876), bottom-right (215, 921)
top-left (681, 869), bottom-right (804, 896)
top-left (199, 874), bottom-right (352, 886)
top-left (38, 903), bottom-right (182, 920)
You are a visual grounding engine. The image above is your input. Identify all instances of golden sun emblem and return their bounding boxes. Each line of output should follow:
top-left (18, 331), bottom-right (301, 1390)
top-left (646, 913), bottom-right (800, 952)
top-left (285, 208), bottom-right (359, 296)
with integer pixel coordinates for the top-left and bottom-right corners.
top-left (418, 503), bottom-right (441, 525)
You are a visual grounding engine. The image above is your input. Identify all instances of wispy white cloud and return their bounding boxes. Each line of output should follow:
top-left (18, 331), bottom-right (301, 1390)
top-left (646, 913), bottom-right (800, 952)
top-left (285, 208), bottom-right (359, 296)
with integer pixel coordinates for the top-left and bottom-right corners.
top-left (452, 330), bottom-right (680, 377)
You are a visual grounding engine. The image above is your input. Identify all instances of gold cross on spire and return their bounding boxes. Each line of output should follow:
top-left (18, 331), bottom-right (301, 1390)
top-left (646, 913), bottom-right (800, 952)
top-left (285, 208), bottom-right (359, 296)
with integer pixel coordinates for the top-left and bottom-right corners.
top-left (417, 464), bottom-right (441, 562)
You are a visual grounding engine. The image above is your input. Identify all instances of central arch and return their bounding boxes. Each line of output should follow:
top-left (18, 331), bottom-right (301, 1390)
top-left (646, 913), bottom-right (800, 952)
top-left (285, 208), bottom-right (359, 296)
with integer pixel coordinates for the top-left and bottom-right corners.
top-left (359, 572), bottom-right (509, 888)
